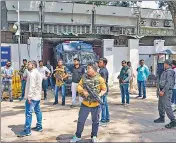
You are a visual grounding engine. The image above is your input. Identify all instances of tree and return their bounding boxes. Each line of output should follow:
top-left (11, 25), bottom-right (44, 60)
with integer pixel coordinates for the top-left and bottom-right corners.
top-left (74, 1), bottom-right (136, 7)
top-left (158, 1), bottom-right (176, 34)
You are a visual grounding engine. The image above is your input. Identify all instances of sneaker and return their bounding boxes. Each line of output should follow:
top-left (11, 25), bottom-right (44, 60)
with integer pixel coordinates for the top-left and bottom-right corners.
top-left (99, 121), bottom-right (107, 127)
top-left (17, 130), bottom-right (31, 137)
top-left (70, 135), bottom-right (81, 143)
top-left (70, 105), bottom-right (76, 108)
top-left (31, 127), bottom-right (43, 132)
top-left (154, 117), bottom-right (165, 123)
top-left (44, 97), bottom-right (47, 100)
top-left (19, 97), bottom-right (24, 101)
top-left (165, 120), bottom-right (176, 129)
top-left (91, 136), bottom-right (97, 143)
top-left (53, 102), bottom-right (58, 105)
top-left (124, 104), bottom-right (130, 107)
top-left (121, 103), bottom-right (125, 105)
top-left (106, 120), bottom-right (110, 123)
top-left (136, 96), bottom-right (142, 98)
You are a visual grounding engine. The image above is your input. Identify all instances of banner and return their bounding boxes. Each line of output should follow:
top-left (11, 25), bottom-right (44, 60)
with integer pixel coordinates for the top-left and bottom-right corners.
top-left (1, 46), bottom-right (11, 67)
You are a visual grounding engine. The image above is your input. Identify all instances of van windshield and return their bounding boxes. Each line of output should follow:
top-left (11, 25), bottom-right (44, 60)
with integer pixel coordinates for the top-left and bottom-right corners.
top-left (80, 52), bottom-right (95, 64)
top-left (65, 52), bottom-right (79, 64)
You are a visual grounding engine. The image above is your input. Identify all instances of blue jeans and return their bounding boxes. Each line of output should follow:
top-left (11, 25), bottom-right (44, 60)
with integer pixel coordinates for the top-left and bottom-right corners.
top-left (48, 77), bottom-right (54, 90)
top-left (172, 89), bottom-right (176, 104)
top-left (76, 104), bottom-right (101, 138)
top-left (42, 79), bottom-right (48, 98)
top-left (54, 84), bottom-right (66, 103)
top-left (101, 93), bottom-right (110, 122)
top-left (120, 84), bottom-right (130, 104)
top-left (21, 80), bottom-right (26, 98)
top-left (24, 100), bottom-right (42, 134)
top-left (137, 80), bottom-right (146, 98)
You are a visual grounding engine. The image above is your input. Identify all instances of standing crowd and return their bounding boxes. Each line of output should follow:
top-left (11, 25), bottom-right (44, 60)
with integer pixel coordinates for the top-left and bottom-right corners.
top-left (1, 57), bottom-right (176, 142)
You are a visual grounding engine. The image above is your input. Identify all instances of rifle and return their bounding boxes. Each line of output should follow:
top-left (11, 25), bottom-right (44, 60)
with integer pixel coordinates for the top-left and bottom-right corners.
top-left (55, 72), bottom-right (64, 82)
top-left (84, 84), bottom-right (104, 105)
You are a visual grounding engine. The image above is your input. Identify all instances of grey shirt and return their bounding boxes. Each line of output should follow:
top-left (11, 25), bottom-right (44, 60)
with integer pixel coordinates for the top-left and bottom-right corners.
top-left (159, 68), bottom-right (175, 92)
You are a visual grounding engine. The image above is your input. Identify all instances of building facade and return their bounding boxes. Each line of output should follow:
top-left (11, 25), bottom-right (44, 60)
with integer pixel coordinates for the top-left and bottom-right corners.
top-left (3, 1), bottom-right (174, 38)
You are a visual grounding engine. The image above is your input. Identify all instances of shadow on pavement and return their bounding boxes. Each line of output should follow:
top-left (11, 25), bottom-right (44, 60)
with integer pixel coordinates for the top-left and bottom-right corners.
top-left (56, 134), bottom-right (91, 143)
top-left (8, 125), bottom-right (24, 135)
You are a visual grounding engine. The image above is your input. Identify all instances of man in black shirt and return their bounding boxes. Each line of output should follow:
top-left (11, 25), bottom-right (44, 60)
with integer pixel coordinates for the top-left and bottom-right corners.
top-left (98, 58), bottom-right (110, 126)
top-left (71, 58), bottom-right (85, 108)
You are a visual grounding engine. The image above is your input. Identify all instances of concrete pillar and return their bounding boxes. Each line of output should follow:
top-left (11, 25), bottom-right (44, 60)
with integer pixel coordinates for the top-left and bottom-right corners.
top-left (153, 40), bottom-right (165, 75)
top-left (128, 39), bottom-right (139, 91)
top-left (103, 39), bottom-right (114, 87)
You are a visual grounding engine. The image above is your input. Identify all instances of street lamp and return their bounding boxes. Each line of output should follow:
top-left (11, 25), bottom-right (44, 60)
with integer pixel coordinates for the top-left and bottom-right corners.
top-left (133, 1), bottom-right (142, 35)
top-left (13, 1), bottom-right (21, 68)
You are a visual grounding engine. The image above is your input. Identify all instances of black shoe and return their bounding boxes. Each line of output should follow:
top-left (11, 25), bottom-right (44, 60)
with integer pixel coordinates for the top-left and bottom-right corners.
top-left (106, 120), bottom-right (110, 123)
top-left (165, 120), bottom-right (176, 129)
top-left (136, 96), bottom-right (142, 98)
top-left (70, 105), bottom-right (75, 108)
top-left (31, 127), bottom-right (43, 132)
top-left (62, 102), bottom-right (65, 106)
top-left (174, 109), bottom-right (176, 112)
top-left (10, 99), bottom-right (13, 102)
top-left (53, 102), bottom-right (58, 105)
top-left (154, 117), bottom-right (165, 123)
top-left (142, 97), bottom-right (146, 99)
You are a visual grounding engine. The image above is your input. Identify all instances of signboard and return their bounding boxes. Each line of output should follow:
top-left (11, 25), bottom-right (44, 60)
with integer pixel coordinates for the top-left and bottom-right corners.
top-left (1, 46), bottom-right (11, 67)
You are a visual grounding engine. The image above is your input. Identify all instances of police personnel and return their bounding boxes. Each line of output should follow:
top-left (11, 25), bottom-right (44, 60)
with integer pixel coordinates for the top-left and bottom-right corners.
top-left (70, 63), bottom-right (107, 143)
top-left (154, 59), bottom-right (176, 128)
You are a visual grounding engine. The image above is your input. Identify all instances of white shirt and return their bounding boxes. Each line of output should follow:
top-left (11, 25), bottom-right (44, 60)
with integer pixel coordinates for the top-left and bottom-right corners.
top-left (173, 68), bottom-right (176, 89)
top-left (38, 66), bottom-right (50, 80)
top-left (25, 68), bottom-right (42, 101)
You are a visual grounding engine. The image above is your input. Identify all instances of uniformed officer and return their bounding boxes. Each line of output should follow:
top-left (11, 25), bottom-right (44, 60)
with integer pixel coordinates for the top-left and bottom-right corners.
top-left (154, 59), bottom-right (176, 129)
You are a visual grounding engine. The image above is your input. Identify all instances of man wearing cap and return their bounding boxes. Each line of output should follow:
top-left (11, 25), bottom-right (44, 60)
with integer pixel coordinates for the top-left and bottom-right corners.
top-left (154, 59), bottom-right (176, 128)
top-left (70, 63), bottom-right (107, 143)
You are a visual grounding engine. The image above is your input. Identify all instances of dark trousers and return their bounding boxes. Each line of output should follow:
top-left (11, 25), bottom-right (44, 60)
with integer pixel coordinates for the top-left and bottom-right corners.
top-left (138, 80), bottom-right (146, 98)
top-left (75, 104), bottom-right (101, 138)
top-left (42, 79), bottom-right (47, 98)
top-left (120, 84), bottom-right (130, 104)
top-left (158, 90), bottom-right (175, 121)
top-left (21, 80), bottom-right (26, 98)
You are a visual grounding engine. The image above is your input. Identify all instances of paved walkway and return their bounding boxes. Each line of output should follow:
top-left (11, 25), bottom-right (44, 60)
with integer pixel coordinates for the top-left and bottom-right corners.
top-left (1, 88), bottom-right (176, 142)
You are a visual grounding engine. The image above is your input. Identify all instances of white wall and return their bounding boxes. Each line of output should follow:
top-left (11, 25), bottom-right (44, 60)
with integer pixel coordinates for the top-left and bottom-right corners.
top-left (113, 46), bottom-right (128, 82)
top-left (2, 37), bottom-right (42, 70)
top-left (103, 39), bottom-right (114, 86)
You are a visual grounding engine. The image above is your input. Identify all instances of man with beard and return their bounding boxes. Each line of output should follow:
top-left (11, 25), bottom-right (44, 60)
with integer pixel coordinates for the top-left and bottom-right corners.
top-left (38, 60), bottom-right (50, 100)
top-left (53, 59), bottom-right (68, 105)
top-left (17, 61), bottom-right (43, 137)
top-left (19, 59), bottom-right (28, 101)
top-left (70, 58), bottom-right (85, 108)
top-left (1, 61), bottom-right (14, 102)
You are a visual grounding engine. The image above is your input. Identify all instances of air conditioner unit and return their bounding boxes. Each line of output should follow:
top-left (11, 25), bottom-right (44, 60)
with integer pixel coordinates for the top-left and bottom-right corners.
top-left (164, 20), bottom-right (172, 27)
top-left (151, 21), bottom-right (159, 27)
top-left (111, 26), bottom-right (121, 32)
top-left (126, 28), bottom-right (135, 35)
top-left (140, 20), bottom-right (147, 26)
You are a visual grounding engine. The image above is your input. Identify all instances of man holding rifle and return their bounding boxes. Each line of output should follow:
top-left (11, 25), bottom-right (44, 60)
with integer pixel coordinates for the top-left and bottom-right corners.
top-left (53, 59), bottom-right (68, 105)
top-left (70, 63), bottom-right (107, 143)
